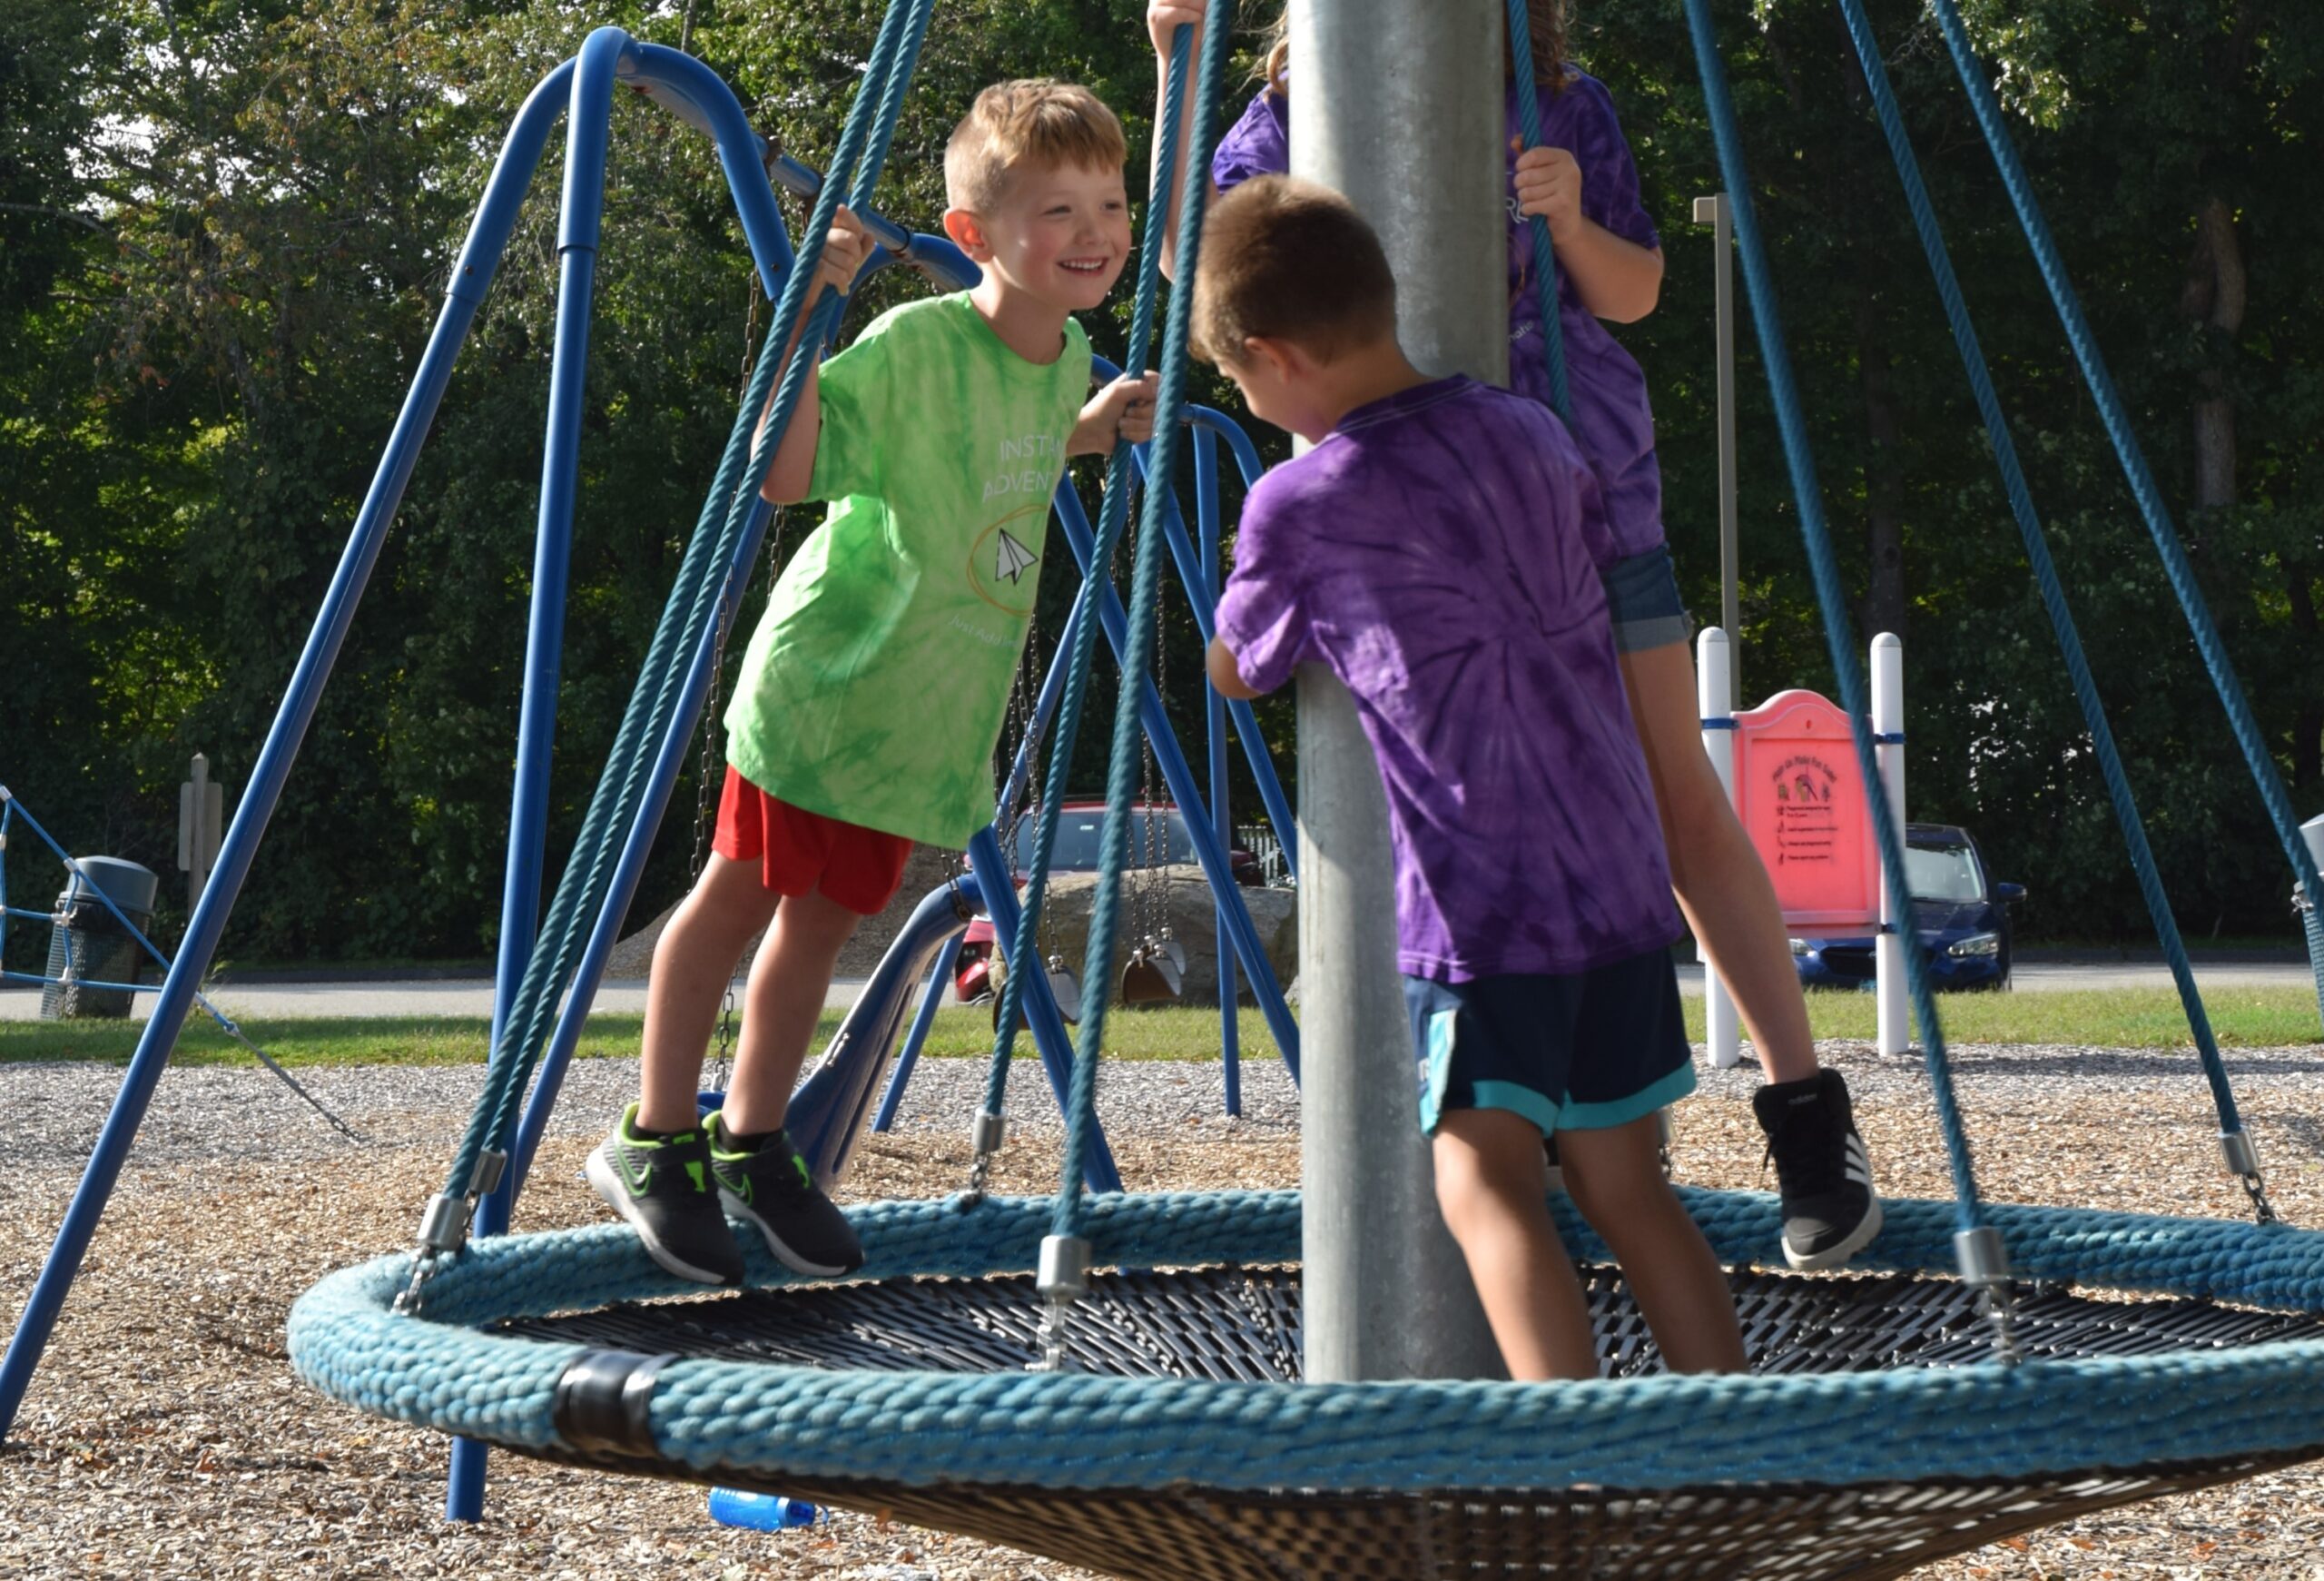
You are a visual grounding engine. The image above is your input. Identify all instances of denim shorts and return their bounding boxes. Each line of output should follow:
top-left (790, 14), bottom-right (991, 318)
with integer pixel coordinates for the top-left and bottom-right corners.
top-left (1601, 545), bottom-right (1692, 655)
top-left (1404, 947), bottom-right (1696, 1139)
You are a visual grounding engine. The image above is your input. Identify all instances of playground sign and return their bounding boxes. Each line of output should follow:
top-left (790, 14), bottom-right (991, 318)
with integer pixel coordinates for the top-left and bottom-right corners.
top-left (1732, 688), bottom-right (1878, 929)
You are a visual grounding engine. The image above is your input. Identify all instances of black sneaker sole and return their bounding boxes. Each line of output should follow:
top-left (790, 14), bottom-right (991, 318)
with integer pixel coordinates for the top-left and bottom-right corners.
top-left (585, 1148), bottom-right (741, 1287)
top-left (718, 1186), bottom-right (860, 1279)
top-left (1784, 1193), bottom-right (1884, 1272)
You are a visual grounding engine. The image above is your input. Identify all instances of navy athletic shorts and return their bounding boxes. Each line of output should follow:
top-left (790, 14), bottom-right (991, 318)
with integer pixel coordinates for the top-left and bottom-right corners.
top-left (1404, 945), bottom-right (1695, 1138)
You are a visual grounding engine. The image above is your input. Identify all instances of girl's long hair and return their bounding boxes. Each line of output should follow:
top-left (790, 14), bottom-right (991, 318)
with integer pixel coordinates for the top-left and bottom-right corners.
top-left (1257, 2), bottom-right (1571, 97)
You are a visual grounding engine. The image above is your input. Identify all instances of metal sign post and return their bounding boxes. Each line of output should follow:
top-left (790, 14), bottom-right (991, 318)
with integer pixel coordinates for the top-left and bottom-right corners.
top-left (1694, 193), bottom-right (1739, 707)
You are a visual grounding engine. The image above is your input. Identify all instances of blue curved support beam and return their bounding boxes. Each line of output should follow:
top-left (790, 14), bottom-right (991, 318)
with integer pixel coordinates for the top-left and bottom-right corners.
top-left (872, 934), bottom-right (962, 1133)
top-left (1048, 483), bottom-right (1301, 1078)
top-left (0, 56), bottom-right (580, 1445)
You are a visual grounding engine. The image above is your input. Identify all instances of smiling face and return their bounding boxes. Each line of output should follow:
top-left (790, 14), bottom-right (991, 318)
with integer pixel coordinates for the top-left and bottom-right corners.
top-left (950, 160), bottom-right (1131, 315)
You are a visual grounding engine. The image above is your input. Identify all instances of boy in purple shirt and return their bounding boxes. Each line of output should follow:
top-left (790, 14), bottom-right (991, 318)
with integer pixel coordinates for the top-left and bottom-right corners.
top-left (1197, 175), bottom-right (1743, 1381)
top-left (1147, 0), bottom-right (1879, 1275)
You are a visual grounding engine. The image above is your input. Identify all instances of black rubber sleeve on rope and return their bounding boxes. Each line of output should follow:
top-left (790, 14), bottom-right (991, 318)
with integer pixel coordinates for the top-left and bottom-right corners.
top-left (553, 1349), bottom-right (676, 1458)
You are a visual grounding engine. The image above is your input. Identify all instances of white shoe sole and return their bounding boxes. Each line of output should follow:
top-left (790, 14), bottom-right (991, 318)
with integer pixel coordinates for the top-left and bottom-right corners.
top-left (585, 1148), bottom-right (737, 1286)
top-left (1784, 1193), bottom-right (1884, 1272)
top-left (718, 1185), bottom-right (856, 1279)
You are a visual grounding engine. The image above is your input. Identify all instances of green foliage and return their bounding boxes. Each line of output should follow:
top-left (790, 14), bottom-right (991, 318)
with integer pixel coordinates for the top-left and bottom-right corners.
top-left (5, 0), bottom-right (2319, 971)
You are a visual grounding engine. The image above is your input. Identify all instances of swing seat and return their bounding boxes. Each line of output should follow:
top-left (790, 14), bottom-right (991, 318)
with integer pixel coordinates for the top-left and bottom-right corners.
top-left (1120, 947), bottom-right (1178, 1004)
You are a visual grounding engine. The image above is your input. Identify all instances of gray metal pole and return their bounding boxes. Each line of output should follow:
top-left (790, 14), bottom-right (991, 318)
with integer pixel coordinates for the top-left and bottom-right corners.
top-left (1694, 192), bottom-right (1740, 707)
top-left (1291, 0), bottom-right (1505, 1383)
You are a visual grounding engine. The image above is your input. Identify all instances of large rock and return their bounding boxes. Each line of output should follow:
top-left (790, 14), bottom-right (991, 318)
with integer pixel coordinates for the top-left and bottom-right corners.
top-left (1028, 865), bottom-right (1296, 1009)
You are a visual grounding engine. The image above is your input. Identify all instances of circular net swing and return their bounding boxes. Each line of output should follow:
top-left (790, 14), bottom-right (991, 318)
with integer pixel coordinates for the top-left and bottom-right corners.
top-left (290, 4), bottom-right (2324, 1578)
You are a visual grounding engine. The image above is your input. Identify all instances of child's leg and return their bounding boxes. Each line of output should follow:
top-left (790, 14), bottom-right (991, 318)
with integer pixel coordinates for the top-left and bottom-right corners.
top-left (1618, 639), bottom-right (1817, 1083)
top-left (1558, 1115), bottom-right (1746, 1375)
top-left (1432, 1107), bottom-right (1599, 1381)
top-left (636, 853), bottom-right (783, 1132)
top-left (717, 884), bottom-right (864, 1136)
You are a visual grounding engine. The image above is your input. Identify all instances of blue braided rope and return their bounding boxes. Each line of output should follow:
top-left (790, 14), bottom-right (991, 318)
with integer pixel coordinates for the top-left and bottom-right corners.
top-left (1829, 0), bottom-right (2249, 1141)
top-left (1504, 0), bottom-right (1572, 421)
top-left (1055, 14), bottom-right (1235, 1240)
top-left (447, 0), bottom-right (935, 1195)
top-left (1922, 0), bottom-right (2324, 956)
top-left (978, 25), bottom-right (1196, 1126)
top-left (2305, 886), bottom-right (2324, 1033)
top-left (1679, 0), bottom-right (1985, 1233)
top-left (290, 1186), bottom-right (2324, 1494)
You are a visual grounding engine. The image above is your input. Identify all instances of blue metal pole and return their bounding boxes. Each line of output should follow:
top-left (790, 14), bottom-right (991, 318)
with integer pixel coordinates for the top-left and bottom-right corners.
top-left (1195, 428), bottom-right (1242, 1115)
top-left (872, 935), bottom-right (961, 1133)
top-left (0, 60), bottom-right (576, 1445)
top-left (1048, 483), bottom-right (1301, 1077)
top-left (448, 26), bottom-right (626, 1525)
top-left (493, 498), bottom-right (779, 1209)
top-left (966, 828), bottom-right (1123, 1190)
top-left (615, 44), bottom-right (793, 299)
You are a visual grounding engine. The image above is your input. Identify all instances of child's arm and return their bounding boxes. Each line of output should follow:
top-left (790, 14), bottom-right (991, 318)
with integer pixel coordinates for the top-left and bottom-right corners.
top-left (758, 208), bottom-right (876, 504)
top-left (1513, 146), bottom-right (1664, 324)
top-left (1206, 634), bottom-right (1265, 700)
top-left (1146, 0), bottom-right (1222, 279)
top-left (1069, 371), bottom-right (1161, 458)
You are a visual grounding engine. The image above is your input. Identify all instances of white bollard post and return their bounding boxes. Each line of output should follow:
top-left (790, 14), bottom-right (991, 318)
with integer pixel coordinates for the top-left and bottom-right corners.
top-left (177, 754), bottom-right (224, 912)
top-left (1696, 628), bottom-right (1742, 1069)
top-left (1872, 634), bottom-right (1908, 1056)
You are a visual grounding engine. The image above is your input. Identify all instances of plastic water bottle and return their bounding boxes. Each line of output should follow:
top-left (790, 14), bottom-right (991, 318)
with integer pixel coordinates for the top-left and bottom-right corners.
top-left (707, 1487), bottom-right (822, 1530)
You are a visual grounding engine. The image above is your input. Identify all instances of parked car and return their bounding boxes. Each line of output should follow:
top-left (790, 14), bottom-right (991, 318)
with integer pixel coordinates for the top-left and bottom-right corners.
top-left (953, 802), bottom-right (1260, 1003)
top-left (1790, 823), bottom-right (2026, 992)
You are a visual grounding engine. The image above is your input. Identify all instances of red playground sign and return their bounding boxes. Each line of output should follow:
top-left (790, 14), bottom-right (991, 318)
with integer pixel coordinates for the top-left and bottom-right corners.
top-left (1733, 689), bottom-right (1879, 929)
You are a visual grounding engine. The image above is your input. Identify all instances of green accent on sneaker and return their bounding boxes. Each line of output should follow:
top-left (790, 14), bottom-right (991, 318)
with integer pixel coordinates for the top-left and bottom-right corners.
top-left (686, 1160), bottom-right (706, 1192)
top-left (615, 1150), bottom-right (655, 1197)
top-left (793, 1153), bottom-right (811, 1188)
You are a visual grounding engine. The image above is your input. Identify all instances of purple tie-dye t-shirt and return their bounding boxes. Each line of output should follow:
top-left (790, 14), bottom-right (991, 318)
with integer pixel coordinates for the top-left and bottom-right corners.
top-left (1214, 377), bottom-right (1681, 981)
top-left (1213, 73), bottom-right (1667, 563)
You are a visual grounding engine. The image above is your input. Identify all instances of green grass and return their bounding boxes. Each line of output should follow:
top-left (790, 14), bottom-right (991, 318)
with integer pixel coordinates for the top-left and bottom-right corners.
top-left (3, 986), bottom-right (2316, 1067)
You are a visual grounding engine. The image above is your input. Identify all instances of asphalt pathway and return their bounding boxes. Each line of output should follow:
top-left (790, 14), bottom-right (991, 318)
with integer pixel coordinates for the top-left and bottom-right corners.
top-left (3, 959), bottom-right (2315, 1022)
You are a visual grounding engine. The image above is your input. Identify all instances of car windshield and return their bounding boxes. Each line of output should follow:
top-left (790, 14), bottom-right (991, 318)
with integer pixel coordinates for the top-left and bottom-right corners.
top-left (1006, 807), bottom-right (1194, 872)
top-left (1905, 844), bottom-right (1985, 904)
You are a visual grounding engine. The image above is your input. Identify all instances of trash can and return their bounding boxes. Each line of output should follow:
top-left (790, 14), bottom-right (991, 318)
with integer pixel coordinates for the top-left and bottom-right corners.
top-left (41, 856), bottom-right (161, 1021)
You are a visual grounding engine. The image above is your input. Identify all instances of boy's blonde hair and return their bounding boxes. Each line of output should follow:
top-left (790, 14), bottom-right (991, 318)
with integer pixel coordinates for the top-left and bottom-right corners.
top-left (1193, 176), bottom-right (1396, 366)
top-left (944, 79), bottom-right (1128, 213)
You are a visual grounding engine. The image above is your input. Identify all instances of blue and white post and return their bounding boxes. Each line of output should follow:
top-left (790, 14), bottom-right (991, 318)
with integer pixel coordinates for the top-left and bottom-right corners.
top-left (2300, 814), bottom-right (2324, 1035)
top-left (1872, 633), bottom-right (1908, 1056)
top-left (1697, 627), bottom-right (1742, 1070)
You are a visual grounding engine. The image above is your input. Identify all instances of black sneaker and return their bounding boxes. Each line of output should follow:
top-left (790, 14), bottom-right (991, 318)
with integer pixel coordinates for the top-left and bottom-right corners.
top-left (586, 1104), bottom-right (745, 1286)
top-left (709, 1114), bottom-right (864, 1278)
top-left (1752, 1070), bottom-right (1882, 1271)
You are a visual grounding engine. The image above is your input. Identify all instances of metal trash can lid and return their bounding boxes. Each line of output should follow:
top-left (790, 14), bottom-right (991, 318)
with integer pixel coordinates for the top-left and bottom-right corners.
top-left (55, 855), bottom-right (162, 918)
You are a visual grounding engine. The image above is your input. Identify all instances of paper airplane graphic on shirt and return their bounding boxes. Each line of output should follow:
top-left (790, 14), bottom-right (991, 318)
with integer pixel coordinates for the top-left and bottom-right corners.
top-left (994, 529), bottom-right (1039, 585)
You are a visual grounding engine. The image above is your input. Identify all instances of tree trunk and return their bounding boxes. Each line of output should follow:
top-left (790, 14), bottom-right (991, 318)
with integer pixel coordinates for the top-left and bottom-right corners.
top-left (2180, 194), bottom-right (2244, 513)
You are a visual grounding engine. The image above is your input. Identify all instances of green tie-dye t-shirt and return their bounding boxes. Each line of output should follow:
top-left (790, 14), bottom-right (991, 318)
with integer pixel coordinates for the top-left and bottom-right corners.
top-left (724, 292), bottom-right (1090, 847)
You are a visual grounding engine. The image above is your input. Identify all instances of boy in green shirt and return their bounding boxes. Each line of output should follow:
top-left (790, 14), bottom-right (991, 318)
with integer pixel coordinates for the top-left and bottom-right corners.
top-left (589, 80), bottom-right (1157, 1286)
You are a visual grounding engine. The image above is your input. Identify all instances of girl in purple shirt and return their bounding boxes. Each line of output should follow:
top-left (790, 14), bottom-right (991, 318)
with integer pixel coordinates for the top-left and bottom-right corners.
top-left (1147, 1), bottom-right (1879, 1272)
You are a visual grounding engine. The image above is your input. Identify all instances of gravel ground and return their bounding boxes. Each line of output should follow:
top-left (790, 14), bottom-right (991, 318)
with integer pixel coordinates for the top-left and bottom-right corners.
top-left (5, 1040), bottom-right (2324, 1579)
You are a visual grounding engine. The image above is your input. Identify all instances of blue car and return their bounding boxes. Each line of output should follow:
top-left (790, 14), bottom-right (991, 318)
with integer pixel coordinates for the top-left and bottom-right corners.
top-left (1790, 824), bottom-right (2025, 992)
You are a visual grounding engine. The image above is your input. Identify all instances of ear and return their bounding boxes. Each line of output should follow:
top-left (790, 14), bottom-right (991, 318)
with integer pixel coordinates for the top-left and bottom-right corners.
top-left (1240, 335), bottom-right (1304, 382)
top-left (941, 206), bottom-right (991, 261)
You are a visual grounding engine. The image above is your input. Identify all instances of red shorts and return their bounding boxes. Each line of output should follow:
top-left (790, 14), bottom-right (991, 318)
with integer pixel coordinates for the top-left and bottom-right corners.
top-left (712, 768), bottom-right (913, 916)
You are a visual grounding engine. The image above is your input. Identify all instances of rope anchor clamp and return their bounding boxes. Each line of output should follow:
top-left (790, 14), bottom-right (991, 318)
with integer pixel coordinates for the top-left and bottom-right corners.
top-left (1030, 1233), bottom-right (1091, 1374)
top-left (1953, 1225), bottom-right (2023, 1366)
top-left (395, 1148), bottom-right (509, 1312)
top-left (961, 1110), bottom-right (1008, 1204)
top-left (2220, 1130), bottom-right (2280, 1224)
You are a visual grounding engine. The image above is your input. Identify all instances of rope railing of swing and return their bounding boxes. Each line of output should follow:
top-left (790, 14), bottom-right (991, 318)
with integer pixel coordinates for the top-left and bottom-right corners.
top-left (430, 0), bottom-right (939, 1250)
top-left (975, 24), bottom-right (1200, 1141)
top-left (1507, 0), bottom-right (1573, 422)
top-left (1919, 0), bottom-right (2324, 953)
top-left (1051, 11), bottom-right (1237, 1251)
top-left (1829, 0), bottom-right (2275, 1216)
top-left (1679, 0), bottom-right (2011, 1331)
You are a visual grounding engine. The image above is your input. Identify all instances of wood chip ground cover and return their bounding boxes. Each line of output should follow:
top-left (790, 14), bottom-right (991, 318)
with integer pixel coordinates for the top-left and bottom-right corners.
top-left (4, 1041), bottom-right (2323, 1578)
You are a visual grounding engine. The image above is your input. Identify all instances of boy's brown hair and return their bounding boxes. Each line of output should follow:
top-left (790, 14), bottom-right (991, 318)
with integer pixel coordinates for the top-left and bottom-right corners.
top-left (1193, 176), bottom-right (1396, 366)
top-left (944, 79), bottom-right (1128, 213)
